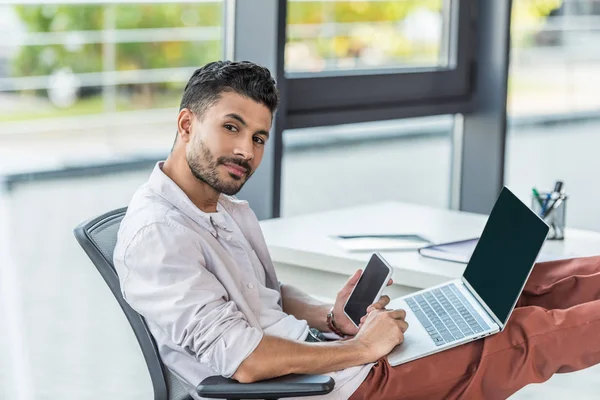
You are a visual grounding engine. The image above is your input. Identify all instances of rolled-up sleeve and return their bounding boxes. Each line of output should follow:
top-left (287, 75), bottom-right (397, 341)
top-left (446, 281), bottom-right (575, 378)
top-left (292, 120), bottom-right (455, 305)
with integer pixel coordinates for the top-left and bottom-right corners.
top-left (119, 221), bottom-right (263, 377)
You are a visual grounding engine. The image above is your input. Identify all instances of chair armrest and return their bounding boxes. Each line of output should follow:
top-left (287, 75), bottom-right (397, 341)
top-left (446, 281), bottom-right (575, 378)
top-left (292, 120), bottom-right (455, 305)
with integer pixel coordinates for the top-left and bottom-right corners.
top-left (196, 374), bottom-right (335, 399)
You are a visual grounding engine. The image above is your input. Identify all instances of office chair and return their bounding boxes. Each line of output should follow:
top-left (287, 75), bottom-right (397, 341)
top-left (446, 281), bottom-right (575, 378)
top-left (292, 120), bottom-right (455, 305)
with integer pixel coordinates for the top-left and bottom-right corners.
top-left (74, 208), bottom-right (335, 400)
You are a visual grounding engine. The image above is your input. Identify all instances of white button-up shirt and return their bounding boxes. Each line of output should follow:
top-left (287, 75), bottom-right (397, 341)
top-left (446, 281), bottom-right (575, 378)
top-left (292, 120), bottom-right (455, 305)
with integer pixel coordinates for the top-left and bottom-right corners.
top-left (113, 162), bottom-right (372, 399)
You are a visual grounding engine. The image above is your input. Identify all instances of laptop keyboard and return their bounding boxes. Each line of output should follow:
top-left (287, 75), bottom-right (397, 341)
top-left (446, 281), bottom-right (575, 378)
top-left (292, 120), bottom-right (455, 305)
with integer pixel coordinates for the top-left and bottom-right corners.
top-left (405, 283), bottom-right (491, 346)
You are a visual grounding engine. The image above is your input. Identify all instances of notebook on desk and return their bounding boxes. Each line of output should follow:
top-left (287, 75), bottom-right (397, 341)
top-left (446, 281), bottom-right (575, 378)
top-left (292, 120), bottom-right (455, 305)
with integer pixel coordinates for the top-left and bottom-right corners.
top-left (418, 238), bottom-right (478, 263)
top-left (419, 237), bottom-right (573, 264)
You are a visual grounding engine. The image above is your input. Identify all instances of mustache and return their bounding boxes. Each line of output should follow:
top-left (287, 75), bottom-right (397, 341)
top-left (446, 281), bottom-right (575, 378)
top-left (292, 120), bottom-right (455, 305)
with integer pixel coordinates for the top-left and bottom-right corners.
top-left (217, 157), bottom-right (251, 173)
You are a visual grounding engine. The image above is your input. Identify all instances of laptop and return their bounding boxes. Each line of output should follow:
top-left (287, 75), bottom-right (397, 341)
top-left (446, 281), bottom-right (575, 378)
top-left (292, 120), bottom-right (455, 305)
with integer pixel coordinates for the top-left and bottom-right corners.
top-left (387, 186), bottom-right (549, 367)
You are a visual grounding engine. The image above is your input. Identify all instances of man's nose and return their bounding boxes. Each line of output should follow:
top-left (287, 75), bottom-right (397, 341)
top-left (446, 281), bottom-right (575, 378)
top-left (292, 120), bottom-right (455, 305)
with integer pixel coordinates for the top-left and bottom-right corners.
top-left (233, 138), bottom-right (254, 161)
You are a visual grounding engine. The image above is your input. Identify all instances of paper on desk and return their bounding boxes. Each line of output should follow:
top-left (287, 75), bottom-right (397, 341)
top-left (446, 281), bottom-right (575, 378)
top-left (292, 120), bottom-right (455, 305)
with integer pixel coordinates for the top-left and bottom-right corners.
top-left (332, 234), bottom-right (431, 252)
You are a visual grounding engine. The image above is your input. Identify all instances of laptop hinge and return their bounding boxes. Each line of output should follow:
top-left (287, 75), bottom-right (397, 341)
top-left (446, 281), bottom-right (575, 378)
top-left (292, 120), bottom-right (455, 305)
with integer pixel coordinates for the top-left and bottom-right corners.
top-left (461, 277), bottom-right (505, 330)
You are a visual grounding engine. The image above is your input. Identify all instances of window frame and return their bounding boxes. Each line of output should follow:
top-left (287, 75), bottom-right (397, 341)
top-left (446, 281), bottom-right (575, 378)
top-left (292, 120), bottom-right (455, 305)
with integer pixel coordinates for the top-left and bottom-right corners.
top-left (284, 0), bottom-right (475, 129)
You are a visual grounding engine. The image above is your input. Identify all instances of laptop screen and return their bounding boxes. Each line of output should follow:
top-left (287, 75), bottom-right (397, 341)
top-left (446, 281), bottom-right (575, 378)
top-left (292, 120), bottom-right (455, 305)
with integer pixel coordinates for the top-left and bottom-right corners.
top-left (463, 187), bottom-right (549, 325)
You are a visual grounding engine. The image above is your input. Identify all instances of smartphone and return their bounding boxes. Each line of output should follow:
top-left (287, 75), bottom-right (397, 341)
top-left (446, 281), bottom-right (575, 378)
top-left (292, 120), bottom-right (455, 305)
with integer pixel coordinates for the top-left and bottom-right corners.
top-left (343, 253), bottom-right (393, 328)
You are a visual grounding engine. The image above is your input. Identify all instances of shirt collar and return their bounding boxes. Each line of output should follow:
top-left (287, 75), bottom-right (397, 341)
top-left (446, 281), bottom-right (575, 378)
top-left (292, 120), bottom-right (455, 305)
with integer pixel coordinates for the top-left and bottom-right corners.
top-left (147, 161), bottom-right (249, 236)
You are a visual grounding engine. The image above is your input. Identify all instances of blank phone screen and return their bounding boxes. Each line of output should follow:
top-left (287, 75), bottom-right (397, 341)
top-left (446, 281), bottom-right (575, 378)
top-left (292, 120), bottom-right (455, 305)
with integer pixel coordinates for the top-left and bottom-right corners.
top-left (344, 254), bottom-right (390, 326)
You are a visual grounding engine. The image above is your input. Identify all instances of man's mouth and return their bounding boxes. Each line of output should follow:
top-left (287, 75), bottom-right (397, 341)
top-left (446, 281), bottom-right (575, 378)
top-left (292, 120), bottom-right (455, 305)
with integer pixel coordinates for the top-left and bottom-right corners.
top-left (223, 163), bottom-right (248, 178)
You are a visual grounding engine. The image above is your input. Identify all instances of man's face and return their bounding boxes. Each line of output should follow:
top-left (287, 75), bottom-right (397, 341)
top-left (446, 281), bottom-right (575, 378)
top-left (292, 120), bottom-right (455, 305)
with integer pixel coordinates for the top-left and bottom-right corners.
top-left (184, 91), bottom-right (272, 196)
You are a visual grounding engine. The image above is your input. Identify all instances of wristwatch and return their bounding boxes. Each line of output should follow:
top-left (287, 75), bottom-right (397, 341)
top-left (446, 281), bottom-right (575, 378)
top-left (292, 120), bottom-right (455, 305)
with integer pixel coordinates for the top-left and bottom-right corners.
top-left (326, 308), bottom-right (346, 337)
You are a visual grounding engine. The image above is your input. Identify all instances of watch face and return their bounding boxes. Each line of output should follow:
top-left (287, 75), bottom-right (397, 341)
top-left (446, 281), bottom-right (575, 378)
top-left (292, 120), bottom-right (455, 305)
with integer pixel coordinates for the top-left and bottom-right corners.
top-left (327, 311), bottom-right (343, 335)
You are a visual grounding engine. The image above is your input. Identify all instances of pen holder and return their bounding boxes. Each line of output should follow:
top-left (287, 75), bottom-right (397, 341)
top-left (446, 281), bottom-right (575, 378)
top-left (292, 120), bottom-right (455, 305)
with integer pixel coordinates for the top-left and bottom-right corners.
top-left (532, 193), bottom-right (567, 240)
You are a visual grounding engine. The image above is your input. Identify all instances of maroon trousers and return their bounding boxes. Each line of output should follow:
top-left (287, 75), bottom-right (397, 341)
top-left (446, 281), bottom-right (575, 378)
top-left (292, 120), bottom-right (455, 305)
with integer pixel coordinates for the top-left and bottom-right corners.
top-left (350, 256), bottom-right (600, 400)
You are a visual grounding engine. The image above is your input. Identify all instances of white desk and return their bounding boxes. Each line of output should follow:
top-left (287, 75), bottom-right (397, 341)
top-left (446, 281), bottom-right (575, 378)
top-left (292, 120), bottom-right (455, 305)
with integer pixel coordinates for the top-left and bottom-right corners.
top-left (260, 202), bottom-right (600, 300)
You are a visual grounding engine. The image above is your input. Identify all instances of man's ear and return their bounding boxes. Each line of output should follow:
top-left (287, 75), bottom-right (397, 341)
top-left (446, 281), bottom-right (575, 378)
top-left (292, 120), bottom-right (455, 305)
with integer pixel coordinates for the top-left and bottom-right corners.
top-left (177, 108), bottom-right (194, 143)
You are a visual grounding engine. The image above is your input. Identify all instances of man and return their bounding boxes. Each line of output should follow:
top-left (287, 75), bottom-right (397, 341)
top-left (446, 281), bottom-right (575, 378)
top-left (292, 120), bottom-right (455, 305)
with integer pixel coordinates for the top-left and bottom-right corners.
top-left (114, 61), bottom-right (600, 399)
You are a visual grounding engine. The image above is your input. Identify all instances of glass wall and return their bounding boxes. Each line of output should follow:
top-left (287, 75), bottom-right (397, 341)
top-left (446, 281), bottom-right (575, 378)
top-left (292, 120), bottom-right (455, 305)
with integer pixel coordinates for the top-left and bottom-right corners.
top-left (505, 0), bottom-right (600, 232)
top-left (281, 0), bottom-right (462, 217)
top-left (0, 2), bottom-right (225, 399)
top-left (281, 116), bottom-right (454, 216)
top-left (2, 0), bottom-right (598, 399)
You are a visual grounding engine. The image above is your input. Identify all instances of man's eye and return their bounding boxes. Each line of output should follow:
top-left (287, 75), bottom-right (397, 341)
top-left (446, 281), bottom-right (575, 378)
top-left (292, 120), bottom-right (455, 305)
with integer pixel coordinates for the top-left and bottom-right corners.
top-left (224, 124), bottom-right (238, 132)
top-left (253, 136), bottom-right (265, 145)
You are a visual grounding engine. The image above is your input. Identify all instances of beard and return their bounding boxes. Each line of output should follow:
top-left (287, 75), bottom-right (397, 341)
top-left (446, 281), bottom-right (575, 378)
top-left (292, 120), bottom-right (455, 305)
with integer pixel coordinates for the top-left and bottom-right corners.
top-left (187, 141), bottom-right (253, 196)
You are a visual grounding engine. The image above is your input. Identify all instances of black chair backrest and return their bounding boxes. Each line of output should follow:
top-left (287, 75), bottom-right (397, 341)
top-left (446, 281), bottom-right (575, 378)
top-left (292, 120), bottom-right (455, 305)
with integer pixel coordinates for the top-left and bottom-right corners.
top-left (74, 208), bottom-right (191, 400)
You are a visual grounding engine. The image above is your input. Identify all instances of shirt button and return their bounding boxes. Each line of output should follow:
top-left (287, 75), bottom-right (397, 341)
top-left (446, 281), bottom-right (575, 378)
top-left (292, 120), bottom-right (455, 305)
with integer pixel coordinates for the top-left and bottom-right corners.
top-left (225, 235), bottom-right (232, 241)
top-left (247, 283), bottom-right (254, 289)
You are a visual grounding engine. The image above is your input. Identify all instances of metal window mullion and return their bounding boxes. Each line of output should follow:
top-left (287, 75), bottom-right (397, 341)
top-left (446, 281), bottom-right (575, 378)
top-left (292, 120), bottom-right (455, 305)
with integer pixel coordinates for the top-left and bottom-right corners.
top-left (102, 4), bottom-right (117, 113)
top-left (231, 0), bottom-right (286, 219)
top-left (459, 0), bottom-right (512, 214)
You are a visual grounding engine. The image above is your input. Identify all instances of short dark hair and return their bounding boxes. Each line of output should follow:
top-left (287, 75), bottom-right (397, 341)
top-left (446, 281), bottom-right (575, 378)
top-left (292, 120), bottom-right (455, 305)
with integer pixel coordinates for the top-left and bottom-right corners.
top-left (180, 60), bottom-right (279, 118)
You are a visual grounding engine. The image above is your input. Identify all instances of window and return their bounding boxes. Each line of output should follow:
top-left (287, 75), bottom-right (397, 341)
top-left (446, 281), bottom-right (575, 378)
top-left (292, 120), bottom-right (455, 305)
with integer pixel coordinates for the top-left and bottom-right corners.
top-left (0, 1), bottom-right (224, 155)
top-left (285, 0), bottom-right (452, 73)
top-left (508, 0), bottom-right (600, 116)
top-left (281, 0), bottom-right (472, 130)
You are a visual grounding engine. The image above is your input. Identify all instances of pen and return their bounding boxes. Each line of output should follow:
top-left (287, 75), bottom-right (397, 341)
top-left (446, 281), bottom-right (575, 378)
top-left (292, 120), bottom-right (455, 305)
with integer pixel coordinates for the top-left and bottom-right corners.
top-left (532, 188), bottom-right (544, 208)
top-left (554, 181), bottom-right (563, 194)
top-left (541, 192), bottom-right (552, 216)
top-left (542, 195), bottom-right (564, 219)
top-left (544, 181), bottom-right (566, 217)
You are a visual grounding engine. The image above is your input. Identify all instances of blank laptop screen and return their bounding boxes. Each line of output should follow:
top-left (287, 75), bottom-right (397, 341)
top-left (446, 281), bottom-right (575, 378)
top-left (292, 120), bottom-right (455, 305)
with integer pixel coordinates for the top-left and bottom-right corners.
top-left (463, 188), bottom-right (549, 325)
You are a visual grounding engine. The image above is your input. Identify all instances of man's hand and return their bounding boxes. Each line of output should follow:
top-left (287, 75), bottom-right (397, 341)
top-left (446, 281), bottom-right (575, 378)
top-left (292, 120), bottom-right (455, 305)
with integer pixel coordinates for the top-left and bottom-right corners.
top-left (331, 269), bottom-right (393, 336)
top-left (353, 309), bottom-right (409, 361)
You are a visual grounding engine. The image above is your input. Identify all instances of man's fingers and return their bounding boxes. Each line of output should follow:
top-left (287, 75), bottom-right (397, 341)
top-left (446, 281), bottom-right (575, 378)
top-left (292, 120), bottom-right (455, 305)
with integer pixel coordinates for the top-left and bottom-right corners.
top-left (366, 304), bottom-right (385, 313)
top-left (378, 295), bottom-right (391, 307)
top-left (387, 309), bottom-right (407, 320)
top-left (398, 320), bottom-right (409, 333)
top-left (387, 279), bottom-right (394, 286)
top-left (366, 295), bottom-right (391, 313)
top-left (338, 270), bottom-right (362, 298)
